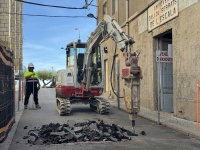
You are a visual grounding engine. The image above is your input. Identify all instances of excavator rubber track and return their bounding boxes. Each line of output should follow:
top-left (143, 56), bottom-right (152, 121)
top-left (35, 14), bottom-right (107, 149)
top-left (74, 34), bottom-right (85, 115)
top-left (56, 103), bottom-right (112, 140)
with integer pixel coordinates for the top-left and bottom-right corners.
top-left (56, 97), bottom-right (110, 115)
top-left (90, 97), bottom-right (110, 114)
top-left (56, 97), bottom-right (71, 116)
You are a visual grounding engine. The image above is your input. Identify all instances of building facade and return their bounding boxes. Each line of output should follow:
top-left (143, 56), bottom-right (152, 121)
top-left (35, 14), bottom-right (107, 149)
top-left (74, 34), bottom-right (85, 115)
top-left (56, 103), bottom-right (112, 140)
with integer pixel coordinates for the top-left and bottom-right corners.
top-left (0, 0), bottom-right (23, 72)
top-left (97, 0), bottom-right (200, 122)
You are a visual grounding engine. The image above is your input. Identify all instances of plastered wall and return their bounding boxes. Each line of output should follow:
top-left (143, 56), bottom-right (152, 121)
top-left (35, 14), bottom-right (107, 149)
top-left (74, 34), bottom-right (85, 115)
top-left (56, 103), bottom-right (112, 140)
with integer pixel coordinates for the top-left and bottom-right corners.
top-left (97, 0), bottom-right (200, 121)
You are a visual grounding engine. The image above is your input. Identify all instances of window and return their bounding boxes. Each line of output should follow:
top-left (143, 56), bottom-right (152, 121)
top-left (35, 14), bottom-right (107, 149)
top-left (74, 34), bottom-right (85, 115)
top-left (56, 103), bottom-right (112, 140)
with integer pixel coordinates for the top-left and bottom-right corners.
top-left (91, 47), bottom-right (103, 85)
top-left (67, 44), bottom-right (86, 67)
top-left (67, 47), bottom-right (74, 66)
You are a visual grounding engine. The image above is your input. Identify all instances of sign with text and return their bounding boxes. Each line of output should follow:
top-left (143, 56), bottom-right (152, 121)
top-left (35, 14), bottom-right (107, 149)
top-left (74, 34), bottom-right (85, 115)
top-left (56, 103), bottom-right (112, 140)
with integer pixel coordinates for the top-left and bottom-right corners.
top-left (148, 0), bottom-right (178, 31)
top-left (156, 51), bottom-right (173, 63)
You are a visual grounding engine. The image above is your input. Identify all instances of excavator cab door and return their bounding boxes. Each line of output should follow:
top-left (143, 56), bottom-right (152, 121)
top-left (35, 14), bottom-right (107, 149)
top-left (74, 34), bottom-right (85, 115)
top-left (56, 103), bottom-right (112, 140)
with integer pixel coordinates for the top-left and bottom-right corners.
top-left (89, 46), bottom-right (104, 86)
top-left (66, 42), bottom-right (87, 88)
top-left (81, 44), bottom-right (104, 94)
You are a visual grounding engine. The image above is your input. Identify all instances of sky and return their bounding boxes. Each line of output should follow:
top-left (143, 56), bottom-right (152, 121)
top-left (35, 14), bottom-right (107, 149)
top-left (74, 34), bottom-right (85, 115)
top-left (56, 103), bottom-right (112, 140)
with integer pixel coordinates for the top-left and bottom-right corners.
top-left (22, 0), bottom-right (97, 72)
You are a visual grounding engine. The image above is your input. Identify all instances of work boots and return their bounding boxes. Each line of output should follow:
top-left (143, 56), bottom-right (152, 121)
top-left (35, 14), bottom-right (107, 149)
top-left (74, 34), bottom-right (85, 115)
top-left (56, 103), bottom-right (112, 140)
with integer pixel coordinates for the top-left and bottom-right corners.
top-left (36, 104), bottom-right (41, 109)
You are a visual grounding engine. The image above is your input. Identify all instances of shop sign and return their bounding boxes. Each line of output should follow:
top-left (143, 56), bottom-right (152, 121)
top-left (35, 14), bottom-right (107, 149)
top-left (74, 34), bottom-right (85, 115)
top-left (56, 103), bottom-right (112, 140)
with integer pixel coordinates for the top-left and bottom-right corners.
top-left (156, 51), bottom-right (173, 63)
top-left (148, 0), bottom-right (178, 31)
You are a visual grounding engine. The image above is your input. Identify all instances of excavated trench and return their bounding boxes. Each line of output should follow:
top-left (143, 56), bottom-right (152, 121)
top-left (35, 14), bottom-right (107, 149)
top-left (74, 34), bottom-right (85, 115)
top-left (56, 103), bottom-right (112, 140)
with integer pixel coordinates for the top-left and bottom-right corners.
top-left (23, 119), bottom-right (139, 145)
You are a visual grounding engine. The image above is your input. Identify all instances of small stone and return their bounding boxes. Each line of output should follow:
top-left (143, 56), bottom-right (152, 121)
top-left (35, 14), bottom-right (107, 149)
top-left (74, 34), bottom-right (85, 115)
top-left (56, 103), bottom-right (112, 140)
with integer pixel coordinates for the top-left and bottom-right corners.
top-left (103, 132), bottom-right (110, 137)
top-left (67, 120), bottom-right (76, 128)
top-left (27, 136), bottom-right (36, 144)
top-left (109, 137), bottom-right (118, 142)
top-left (29, 131), bottom-right (39, 138)
top-left (23, 135), bottom-right (29, 139)
top-left (50, 131), bottom-right (66, 136)
top-left (140, 131), bottom-right (146, 136)
top-left (89, 123), bottom-right (98, 131)
top-left (65, 134), bottom-right (74, 140)
top-left (34, 138), bottom-right (43, 145)
top-left (74, 127), bottom-right (83, 133)
top-left (126, 130), bottom-right (138, 136)
top-left (64, 127), bottom-right (75, 135)
top-left (74, 133), bottom-right (83, 139)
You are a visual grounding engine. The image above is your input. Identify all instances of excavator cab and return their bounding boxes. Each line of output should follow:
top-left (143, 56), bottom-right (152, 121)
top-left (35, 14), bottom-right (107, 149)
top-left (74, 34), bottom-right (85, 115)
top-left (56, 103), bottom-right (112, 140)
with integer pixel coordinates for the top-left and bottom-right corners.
top-left (66, 41), bottom-right (104, 89)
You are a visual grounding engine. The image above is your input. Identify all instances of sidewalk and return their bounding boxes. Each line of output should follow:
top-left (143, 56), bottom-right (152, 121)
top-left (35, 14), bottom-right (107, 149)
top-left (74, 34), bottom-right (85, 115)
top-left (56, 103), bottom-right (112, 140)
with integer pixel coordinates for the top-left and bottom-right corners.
top-left (108, 98), bottom-right (200, 140)
top-left (0, 91), bottom-right (24, 150)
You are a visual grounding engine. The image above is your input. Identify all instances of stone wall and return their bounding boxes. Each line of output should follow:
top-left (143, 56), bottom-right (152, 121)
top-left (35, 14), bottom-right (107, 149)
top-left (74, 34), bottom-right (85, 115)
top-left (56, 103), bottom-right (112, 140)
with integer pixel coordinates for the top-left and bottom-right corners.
top-left (0, 0), bottom-right (23, 72)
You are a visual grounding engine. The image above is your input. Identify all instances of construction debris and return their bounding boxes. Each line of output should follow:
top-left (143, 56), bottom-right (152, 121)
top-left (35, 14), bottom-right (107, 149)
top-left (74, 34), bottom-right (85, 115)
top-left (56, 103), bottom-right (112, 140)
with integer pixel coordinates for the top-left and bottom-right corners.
top-left (24, 120), bottom-right (138, 145)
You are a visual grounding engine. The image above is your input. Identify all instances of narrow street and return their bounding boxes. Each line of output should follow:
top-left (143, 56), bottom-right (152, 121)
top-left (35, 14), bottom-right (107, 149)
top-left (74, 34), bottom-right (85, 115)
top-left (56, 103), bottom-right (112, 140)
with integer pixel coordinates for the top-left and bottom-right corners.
top-left (8, 88), bottom-right (200, 150)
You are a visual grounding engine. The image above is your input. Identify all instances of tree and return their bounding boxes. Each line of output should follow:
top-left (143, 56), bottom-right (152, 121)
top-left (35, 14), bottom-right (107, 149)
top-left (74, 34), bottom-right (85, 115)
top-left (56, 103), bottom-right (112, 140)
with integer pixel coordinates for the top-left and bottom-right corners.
top-left (37, 70), bottom-right (56, 88)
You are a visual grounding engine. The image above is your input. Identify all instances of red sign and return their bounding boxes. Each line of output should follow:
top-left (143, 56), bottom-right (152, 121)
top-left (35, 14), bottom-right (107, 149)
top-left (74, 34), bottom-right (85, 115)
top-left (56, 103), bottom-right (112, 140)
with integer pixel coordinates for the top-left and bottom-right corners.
top-left (122, 68), bottom-right (130, 78)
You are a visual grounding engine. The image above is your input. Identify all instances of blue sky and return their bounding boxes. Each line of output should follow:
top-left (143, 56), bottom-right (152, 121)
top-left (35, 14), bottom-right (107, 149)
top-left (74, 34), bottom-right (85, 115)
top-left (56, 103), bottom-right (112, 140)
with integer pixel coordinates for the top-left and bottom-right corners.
top-left (22, 0), bottom-right (97, 72)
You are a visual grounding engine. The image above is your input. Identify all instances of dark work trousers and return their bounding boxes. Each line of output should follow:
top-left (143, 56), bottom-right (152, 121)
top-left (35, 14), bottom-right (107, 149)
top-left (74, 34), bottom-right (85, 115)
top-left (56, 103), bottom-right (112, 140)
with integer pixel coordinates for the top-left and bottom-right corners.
top-left (24, 82), bottom-right (39, 105)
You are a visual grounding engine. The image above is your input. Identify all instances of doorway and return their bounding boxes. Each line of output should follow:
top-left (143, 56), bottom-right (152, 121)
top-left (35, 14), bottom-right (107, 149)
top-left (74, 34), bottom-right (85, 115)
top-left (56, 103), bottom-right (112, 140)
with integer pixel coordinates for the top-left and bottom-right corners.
top-left (156, 32), bottom-right (173, 113)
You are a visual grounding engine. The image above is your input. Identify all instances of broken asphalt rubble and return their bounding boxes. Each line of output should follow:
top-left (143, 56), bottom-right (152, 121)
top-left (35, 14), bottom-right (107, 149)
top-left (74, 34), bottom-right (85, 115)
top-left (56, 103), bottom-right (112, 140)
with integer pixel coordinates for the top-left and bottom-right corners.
top-left (23, 120), bottom-right (139, 145)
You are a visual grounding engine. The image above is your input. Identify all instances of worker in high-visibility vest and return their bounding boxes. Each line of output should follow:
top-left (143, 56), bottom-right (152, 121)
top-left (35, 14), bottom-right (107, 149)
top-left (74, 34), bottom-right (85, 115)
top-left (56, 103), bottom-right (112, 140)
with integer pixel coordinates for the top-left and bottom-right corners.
top-left (24, 63), bottom-right (41, 109)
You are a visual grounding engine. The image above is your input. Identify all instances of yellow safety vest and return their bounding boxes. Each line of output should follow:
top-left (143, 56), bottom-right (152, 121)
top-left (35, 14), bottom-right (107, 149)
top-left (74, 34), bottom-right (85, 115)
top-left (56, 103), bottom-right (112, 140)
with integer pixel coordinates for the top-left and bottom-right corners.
top-left (24, 71), bottom-right (39, 83)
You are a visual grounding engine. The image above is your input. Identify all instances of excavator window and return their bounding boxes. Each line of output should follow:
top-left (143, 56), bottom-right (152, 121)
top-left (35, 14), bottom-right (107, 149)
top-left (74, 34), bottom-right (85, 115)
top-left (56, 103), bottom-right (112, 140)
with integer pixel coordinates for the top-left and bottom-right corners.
top-left (77, 53), bottom-right (84, 83)
top-left (66, 47), bottom-right (75, 67)
top-left (90, 46), bottom-right (102, 85)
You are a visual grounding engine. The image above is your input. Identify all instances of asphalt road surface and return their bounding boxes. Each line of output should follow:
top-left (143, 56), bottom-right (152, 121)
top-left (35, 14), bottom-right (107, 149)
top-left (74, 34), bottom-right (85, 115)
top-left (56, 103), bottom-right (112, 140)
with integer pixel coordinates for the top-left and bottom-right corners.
top-left (9, 88), bottom-right (200, 150)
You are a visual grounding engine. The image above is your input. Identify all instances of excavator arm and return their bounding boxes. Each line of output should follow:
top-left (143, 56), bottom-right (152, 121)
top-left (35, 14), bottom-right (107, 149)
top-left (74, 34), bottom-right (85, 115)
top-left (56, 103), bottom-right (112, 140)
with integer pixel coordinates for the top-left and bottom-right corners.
top-left (83, 15), bottom-right (136, 87)
top-left (87, 15), bottom-right (134, 53)
top-left (82, 15), bottom-right (141, 133)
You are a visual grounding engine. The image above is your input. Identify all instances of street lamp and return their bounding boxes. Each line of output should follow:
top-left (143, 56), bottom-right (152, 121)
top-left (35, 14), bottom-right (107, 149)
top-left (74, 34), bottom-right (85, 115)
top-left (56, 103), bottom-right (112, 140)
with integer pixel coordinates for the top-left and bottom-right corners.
top-left (75, 28), bottom-right (81, 43)
top-left (75, 28), bottom-right (80, 39)
top-left (87, 13), bottom-right (97, 20)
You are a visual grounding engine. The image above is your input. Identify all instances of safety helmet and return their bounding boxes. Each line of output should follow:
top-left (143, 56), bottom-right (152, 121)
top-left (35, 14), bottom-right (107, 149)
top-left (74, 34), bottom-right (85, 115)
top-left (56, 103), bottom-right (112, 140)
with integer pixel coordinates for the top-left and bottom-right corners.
top-left (28, 63), bottom-right (34, 68)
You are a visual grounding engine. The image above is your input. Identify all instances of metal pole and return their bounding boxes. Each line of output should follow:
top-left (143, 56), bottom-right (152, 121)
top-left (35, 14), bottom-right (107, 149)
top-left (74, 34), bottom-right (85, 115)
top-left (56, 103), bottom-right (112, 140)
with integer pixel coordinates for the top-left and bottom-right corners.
top-left (52, 67), bottom-right (53, 78)
top-left (18, 58), bottom-right (21, 111)
top-left (117, 60), bottom-right (120, 109)
top-left (75, 28), bottom-right (80, 39)
top-left (157, 40), bottom-right (161, 125)
top-left (157, 57), bottom-right (161, 124)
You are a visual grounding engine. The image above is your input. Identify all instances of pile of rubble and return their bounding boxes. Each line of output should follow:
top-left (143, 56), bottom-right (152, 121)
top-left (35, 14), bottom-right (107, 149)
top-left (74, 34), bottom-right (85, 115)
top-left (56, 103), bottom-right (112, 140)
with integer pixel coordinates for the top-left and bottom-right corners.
top-left (23, 120), bottom-right (138, 145)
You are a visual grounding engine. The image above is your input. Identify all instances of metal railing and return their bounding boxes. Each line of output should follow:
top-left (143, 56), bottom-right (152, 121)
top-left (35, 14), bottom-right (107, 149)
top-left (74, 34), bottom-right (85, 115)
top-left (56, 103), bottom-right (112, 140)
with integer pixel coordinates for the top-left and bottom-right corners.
top-left (0, 44), bottom-right (15, 142)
